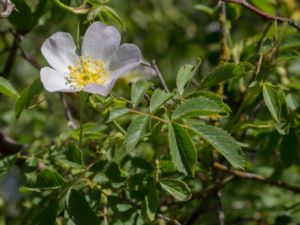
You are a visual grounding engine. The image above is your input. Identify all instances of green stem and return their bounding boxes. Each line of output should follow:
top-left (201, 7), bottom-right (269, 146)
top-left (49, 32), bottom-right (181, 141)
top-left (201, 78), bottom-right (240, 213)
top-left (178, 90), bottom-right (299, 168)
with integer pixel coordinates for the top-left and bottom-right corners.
top-left (53, 0), bottom-right (90, 14)
top-left (79, 92), bottom-right (89, 146)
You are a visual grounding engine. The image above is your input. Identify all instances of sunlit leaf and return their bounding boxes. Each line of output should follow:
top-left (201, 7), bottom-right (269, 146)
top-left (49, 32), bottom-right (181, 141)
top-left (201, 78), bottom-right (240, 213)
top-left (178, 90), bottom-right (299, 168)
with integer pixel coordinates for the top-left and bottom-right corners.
top-left (191, 124), bottom-right (245, 169)
top-left (0, 77), bottom-right (19, 100)
top-left (172, 97), bottom-right (225, 120)
top-left (150, 89), bottom-right (173, 113)
top-left (131, 80), bottom-right (151, 108)
top-left (176, 60), bottom-right (201, 96)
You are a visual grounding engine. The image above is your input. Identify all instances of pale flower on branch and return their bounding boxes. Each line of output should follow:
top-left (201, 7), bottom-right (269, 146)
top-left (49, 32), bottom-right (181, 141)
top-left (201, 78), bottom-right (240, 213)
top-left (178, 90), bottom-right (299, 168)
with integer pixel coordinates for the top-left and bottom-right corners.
top-left (40, 22), bottom-right (142, 96)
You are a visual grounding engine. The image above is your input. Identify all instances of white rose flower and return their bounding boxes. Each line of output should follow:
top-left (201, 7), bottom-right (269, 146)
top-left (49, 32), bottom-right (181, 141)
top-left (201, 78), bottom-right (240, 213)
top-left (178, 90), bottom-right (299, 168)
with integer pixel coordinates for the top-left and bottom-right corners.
top-left (40, 22), bottom-right (142, 96)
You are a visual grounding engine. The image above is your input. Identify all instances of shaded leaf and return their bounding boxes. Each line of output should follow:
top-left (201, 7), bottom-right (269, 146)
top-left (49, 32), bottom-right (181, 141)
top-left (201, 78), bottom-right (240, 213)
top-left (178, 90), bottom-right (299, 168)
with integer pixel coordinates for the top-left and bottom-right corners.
top-left (65, 143), bottom-right (84, 165)
top-left (28, 202), bottom-right (58, 225)
top-left (104, 162), bottom-right (126, 183)
top-left (142, 189), bottom-right (158, 221)
top-left (280, 130), bottom-right (299, 167)
top-left (66, 189), bottom-right (100, 225)
top-left (168, 123), bottom-right (196, 175)
top-left (160, 178), bottom-right (191, 201)
top-left (191, 124), bottom-right (245, 169)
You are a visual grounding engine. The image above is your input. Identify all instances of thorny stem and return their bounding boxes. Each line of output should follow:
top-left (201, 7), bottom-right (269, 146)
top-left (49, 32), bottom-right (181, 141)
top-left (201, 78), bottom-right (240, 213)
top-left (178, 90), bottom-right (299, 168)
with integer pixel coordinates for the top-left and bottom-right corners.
top-left (222, 0), bottom-right (300, 32)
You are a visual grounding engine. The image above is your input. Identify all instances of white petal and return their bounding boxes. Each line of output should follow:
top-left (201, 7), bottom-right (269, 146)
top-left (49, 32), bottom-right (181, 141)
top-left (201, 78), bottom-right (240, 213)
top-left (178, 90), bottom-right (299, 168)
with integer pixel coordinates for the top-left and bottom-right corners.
top-left (40, 67), bottom-right (77, 92)
top-left (83, 79), bottom-right (116, 96)
top-left (81, 22), bottom-right (121, 61)
top-left (41, 32), bottom-right (78, 74)
top-left (108, 44), bottom-right (142, 79)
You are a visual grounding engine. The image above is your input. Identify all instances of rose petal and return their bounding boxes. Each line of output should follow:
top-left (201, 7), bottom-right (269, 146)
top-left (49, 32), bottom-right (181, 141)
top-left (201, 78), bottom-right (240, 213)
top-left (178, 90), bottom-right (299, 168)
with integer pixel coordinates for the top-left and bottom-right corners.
top-left (41, 32), bottom-right (78, 74)
top-left (81, 22), bottom-right (121, 61)
top-left (107, 44), bottom-right (142, 79)
top-left (40, 67), bottom-right (77, 92)
top-left (83, 79), bottom-right (116, 96)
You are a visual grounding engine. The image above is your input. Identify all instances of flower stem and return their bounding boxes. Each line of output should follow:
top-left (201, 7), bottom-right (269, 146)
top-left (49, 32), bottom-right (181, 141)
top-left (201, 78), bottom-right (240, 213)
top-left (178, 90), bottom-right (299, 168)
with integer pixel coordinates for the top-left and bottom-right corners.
top-left (79, 92), bottom-right (89, 146)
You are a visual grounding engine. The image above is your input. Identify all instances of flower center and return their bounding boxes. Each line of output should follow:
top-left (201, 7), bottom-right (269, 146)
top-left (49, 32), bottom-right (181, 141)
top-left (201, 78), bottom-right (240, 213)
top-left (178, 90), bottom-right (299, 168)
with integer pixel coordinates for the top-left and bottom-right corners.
top-left (67, 56), bottom-right (108, 89)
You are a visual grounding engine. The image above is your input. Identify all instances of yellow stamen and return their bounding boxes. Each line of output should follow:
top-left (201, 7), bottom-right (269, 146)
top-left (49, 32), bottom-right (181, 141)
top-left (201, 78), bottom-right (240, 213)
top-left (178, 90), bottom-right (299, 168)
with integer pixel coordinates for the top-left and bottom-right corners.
top-left (67, 56), bottom-right (108, 89)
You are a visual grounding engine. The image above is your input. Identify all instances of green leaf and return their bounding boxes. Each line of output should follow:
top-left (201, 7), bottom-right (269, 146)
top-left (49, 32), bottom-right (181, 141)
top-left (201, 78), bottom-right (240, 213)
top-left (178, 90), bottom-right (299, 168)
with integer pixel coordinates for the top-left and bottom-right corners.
top-left (200, 63), bottom-right (252, 88)
top-left (65, 143), bottom-right (84, 165)
top-left (28, 202), bottom-right (58, 225)
top-left (125, 116), bottom-right (149, 151)
top-left (66, 189), bottom-right (100, 225)
top-left (15, 78), bottom-right (43, 119)
top-left (99, 6), bottom-right (126, 30)
top-left (176, 60), bottom-right (201, 95)
top-left (131, 80), bottom-right (151, 108)
top-left (195, 4), bottom-right (214, 15)
top-left (131, 157), bottom-right (153, 171)
top-left (104, 162), bottom-right (126, 183)
top-left (142, 189), bottom-right (158, 221)
top-left (108, 196), bottom-right (138, 223)
top-left (286, 94), bottom-right (300, 111)
top-left (262, 83), bottom-right (280, 123)
top-left (150, 89), bottom-right (173, 113)
top-left (250, 0), bottom-right (276, 15)
top-left (168, 123), bottom-right (196, 175)
top-left (0, 77), bottom-right (19, 100)
top-left (34, 169), bottom-right (65, 189)
top-left (0, 155), bottom-right (17, 176)
top-left (280, 130), bottom-right (299, 167)
top-left (195, 91), bottom-right (231, 115)
top-left (107, 107), bottom-right (130, 122)
top-left (160, 178), bottom-right (191, 201)
top-left (191, 124), bottom-right (245, 169)
top-left (172, 97), bottom-right (225, 120)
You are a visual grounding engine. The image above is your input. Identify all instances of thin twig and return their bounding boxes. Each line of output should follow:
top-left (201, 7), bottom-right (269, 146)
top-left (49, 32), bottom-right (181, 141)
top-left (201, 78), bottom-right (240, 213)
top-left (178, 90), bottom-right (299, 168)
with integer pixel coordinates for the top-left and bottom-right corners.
top-left (142, 60), bottom-right (170, 93)
top-left (214, 162), bottom-right (300, 193)
top-left (212, 165), bottom-right (225, 225)
top-left (222, 0), bottom-right (300, 32)
top-left (59, 93), bottom-right (77, 129)
top-left (1, 35), bottom-right (18, 78)
top-left (157, 213), bottom-right (182, 225)
top-left (0, 0), bottom-right (15, 18)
